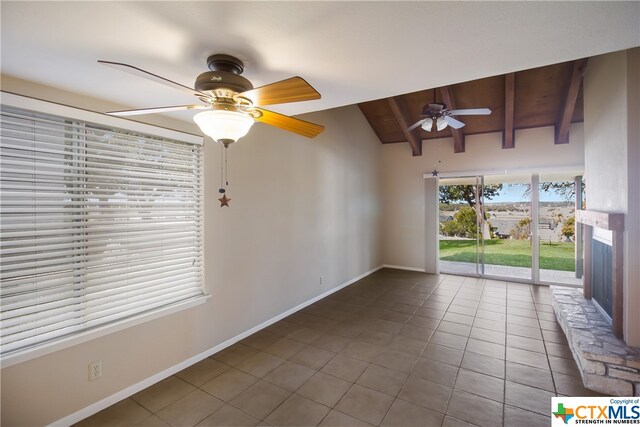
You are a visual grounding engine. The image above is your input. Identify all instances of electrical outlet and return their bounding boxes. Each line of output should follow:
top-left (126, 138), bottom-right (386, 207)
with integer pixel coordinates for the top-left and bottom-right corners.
top-left (88, 360), bottom-right (102, 381)
top-left (320, 275), bottom-right (324, 285)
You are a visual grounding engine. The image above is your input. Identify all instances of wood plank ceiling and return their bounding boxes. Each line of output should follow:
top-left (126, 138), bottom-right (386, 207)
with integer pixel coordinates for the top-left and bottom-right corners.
top-left (358, 59), bottom-right (588, 156)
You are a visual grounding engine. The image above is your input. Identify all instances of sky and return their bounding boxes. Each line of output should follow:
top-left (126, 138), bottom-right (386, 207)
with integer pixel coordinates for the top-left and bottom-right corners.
top-left (487, 183), bottom-right (571, 203)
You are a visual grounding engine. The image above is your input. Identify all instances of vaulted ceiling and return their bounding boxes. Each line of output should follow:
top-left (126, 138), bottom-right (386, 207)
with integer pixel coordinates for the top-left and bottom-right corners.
top-left (0, 2), bottom-right (638, 133)
top-left (358, 59), bottom-right (587, 156)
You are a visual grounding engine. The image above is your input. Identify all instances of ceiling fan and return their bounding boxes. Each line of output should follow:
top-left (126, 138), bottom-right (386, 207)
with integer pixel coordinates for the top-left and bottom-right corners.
top-left (406, 99), bottom-right (491, 133)
top-left (98, 54), bottom-right (324, 146)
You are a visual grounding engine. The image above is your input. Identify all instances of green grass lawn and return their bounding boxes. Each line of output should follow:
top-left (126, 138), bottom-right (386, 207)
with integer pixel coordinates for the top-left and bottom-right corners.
top-left (439, 239), bottom-right (575, 271)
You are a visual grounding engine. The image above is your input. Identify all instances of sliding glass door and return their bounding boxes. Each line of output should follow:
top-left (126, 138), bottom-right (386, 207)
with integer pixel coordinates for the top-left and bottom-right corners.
top-left (538, 174), bottom-right (583, 286)
top-left (437, 172), bottom-right (583, 286)
top-left (438, 176), bottom-right (484, 276)
top-left (482, 174), bottom-right (532, 281)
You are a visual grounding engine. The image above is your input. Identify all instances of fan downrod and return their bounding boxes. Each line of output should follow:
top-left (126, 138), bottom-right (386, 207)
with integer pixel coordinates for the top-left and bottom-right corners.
top-left (207, 54), bottom-right (244, 75)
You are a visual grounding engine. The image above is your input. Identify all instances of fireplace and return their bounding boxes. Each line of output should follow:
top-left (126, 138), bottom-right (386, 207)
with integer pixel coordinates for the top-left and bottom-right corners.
top-left (550, 210), bottom-right (639, 397)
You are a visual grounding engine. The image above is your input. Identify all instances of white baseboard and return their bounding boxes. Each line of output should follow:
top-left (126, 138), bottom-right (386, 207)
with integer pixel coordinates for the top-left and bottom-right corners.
top-left (382, 264), bottom-right (426, 272)
top-left (51, 264), bottom-right (384, 427)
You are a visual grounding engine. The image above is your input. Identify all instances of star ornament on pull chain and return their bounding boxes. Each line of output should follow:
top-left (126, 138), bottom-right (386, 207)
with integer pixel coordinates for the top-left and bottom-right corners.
top-left (218, 193), bottom-right (231, 207)
top-left (432, 160), bottom-right (442, 177)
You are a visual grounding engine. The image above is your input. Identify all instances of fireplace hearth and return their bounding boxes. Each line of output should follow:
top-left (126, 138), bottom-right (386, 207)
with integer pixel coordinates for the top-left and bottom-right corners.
top-left (552, 286), bottom-right (640, 396)
top-left (551, 209), bottom-right (639, 396)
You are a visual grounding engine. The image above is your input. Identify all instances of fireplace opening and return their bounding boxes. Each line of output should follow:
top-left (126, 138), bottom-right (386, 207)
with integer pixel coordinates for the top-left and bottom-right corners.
top-left (591, 230), bottom-right (613, 319)
top-left (576, 209), bottom-right (624, 338)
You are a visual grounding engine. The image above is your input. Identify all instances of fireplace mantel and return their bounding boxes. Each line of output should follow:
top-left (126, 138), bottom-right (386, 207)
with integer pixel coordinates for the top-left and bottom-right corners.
top-left (576, 209), bottom-right (625, 338)
top-left (576, 210), bottom-right (624, 232)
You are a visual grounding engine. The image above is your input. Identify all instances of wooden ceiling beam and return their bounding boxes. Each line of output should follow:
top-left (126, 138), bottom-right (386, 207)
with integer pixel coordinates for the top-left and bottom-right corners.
top-left (387, 97), bottom-right (422, 156)
top-left (503, 73), bottom-right (516, 149)
top-left (439, 86), bottom-right (465, 153)
top-left (556, 58), bottom-right (588, 144)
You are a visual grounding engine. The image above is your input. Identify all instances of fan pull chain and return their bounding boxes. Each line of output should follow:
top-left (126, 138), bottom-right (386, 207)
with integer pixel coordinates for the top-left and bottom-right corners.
top-left (218, 145), bottom-right (231, 191)
top-left (219, 143), bottom-right (225, 194)
top-left (218, 144), bottom-right (231, 207)
top-left (225, 146), bottom-right (229, 187)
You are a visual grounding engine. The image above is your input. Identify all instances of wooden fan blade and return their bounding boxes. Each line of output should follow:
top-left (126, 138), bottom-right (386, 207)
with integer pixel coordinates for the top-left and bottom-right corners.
top-left (448, 108), bottom-right (492, 116)
top-left (252, 107), bottom-right (324, 138)
top-left (98, 60), bottom-right (210, 99)
top-left (107, 105), bottom-right (209, 117)
top-left (238, 77), bottom-right (320, 106)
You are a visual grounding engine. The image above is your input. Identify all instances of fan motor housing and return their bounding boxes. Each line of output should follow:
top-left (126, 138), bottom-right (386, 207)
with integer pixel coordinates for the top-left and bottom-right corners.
top-left (195, 71), bottom-right (253, 95)
top-left (195, 54), bottom-right (253, 96)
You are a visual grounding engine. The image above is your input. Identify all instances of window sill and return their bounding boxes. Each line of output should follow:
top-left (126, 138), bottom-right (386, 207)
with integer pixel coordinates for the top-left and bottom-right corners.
top-left (0, 294), bottom-right (211, 369)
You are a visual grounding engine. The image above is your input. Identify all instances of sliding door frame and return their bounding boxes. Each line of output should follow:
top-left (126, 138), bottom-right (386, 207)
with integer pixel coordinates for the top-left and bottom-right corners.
top-left (431, 167), bottom-right (583, 286)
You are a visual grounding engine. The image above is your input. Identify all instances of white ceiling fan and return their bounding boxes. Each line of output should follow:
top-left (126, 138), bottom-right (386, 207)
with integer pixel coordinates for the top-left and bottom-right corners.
top-left (407, 101), bottom-right (491, 132)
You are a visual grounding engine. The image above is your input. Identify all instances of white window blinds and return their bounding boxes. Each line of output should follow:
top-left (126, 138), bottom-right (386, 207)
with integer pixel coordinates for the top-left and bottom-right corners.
top-left (0, 105), bottom-right (204, 357)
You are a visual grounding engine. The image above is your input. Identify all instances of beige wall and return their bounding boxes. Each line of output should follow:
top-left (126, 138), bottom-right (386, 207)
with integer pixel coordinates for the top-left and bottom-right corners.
top-left (381, 125), bottom-right (585, 270)
top-left (583, 48), bottom-right (640, 346)
top-left (0, 81), bottom-right (383, 425)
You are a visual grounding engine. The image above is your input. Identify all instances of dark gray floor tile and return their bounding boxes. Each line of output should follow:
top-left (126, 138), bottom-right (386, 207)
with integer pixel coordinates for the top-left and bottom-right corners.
top-left (319, 410), bottom-right (374, 426)
top-left (398, 375), bottom-right (452, 413)
top-left (229, 381), bottom-right (290, 420)
top-left (336, 384), bottom-right (394, 425)
top-left (454, 369), bottom-right (504, 402)
top-left (505, 361), bottom-right (555, 392)
top-left (505, 346), bottom-right (548, 368)
top-left (321, 354), bottom-right (369, 382)
top-left (264, 394), bottom-right (330, 426)
top-left (504, 381), bottom-right (554, 415)
top-left (290, 345), bottom-right (336, 370)
top-left (381, 398), bottom-right (444, 427)
top-left (156, 390), bottom-right (223, 427)
top-left (411, 358), bottom-right (459, 387)
top-left (503, 405), bottom-right (550, 427)
top-left (356, 364), bottom-right (408, 396)
top-left (421, 343), bottom-right (464, 366)
top-left (446, 389), bottom-right (503, 427)
top-left (132, 377), bottom-right (196, 413)
top-left (196, 404), bottom-right (259, 426)
top-left (201, 369), bottom-right (259, 402)
top-left (263, 360), bottom-right (316, 391)
top-left (466, 338), bottom-right (505, 360)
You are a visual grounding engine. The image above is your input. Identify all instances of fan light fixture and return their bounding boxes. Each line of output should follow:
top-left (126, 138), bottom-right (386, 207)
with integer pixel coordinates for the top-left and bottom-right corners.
top-left (421, 118), bottom-right (433, 132)
top-left (193, 109), bottom-right (254, 146)
top-left (421, 117), bottom-right (449, 132)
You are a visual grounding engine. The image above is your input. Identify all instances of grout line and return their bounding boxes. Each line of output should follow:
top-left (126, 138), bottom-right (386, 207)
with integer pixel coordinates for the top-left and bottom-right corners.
top-left (531, 285), bottom-right (560, 397)
top-left (502, 279), bottom-right (509, 427)
top-left (438, 275), bottom-right (486, 427)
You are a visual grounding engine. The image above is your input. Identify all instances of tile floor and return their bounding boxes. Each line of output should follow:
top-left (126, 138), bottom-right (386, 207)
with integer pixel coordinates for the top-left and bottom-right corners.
top-left (76, 269), bottom-right (603, 427)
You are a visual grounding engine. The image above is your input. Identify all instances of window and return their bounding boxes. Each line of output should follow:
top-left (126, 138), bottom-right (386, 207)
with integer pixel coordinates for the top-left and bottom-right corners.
top-left (0, 101), bottom-right (204, 359)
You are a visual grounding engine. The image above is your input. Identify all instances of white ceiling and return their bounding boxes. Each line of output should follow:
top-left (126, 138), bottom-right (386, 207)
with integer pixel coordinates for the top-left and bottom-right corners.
top-left (1, 1), bottom-right (639, 123)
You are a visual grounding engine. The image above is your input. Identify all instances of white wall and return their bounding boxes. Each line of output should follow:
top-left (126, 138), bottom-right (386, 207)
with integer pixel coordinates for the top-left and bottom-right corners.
top-left (583, 48), bottom-right (640, 346)
top-left (381, 125), bottom-right (585, 270)
top-left (0, 82), bottom-right (383, 426)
